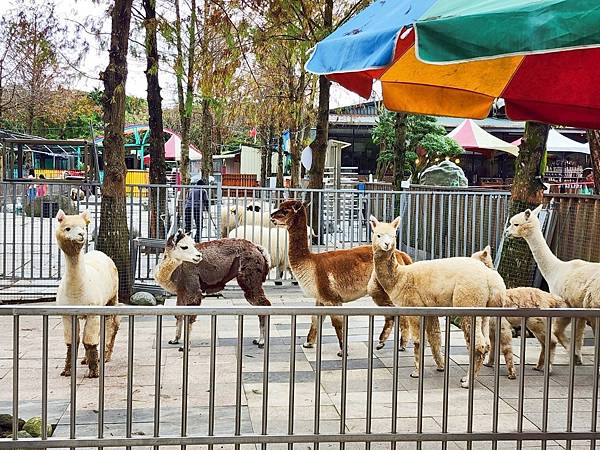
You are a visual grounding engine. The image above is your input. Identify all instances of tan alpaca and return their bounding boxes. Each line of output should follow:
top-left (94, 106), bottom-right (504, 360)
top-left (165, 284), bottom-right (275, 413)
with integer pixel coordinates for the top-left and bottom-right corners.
top-left (270, 200), bottom-right (412, 356)
top-left (471, 247), bottom-right (570, 377)
top-left (507, 204), bottom-right (600, 364)
top-left (370, 216), bottom-right (506, 388)
top-left (55, 210), bottom-right (120, 378)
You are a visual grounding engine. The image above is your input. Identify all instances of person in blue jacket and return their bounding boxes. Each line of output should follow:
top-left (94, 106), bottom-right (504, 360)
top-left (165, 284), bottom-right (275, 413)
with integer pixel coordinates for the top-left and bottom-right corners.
top-left (184, 179), bottom-right (210, 242)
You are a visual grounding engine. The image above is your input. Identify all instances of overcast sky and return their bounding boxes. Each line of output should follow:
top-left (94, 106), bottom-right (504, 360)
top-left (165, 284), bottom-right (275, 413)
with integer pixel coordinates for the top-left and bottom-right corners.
top-left (0, 0), bottom-right (374, 109)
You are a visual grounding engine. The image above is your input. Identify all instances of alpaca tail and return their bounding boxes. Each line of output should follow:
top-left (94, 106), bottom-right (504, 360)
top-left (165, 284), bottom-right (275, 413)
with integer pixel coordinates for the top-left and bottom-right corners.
top-left (256, 244), bottom-right (271, 277)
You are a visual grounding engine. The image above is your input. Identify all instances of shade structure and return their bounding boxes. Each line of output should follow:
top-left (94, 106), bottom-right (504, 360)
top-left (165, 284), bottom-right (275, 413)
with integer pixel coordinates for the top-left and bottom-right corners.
top-left (414, 0), bottom-right (600, 63)
top-left (512, 129), bottom-right (590, 154)
top-left (305, 0), bottom-right (600, 128)
top-left (448, 120), bottom-right (518, 156)
top-left (143, 129), bottom-right (202, 163)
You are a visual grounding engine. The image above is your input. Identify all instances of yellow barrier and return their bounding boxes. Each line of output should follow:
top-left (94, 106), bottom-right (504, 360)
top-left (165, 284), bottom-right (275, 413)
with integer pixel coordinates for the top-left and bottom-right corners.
top-left (35, 169), bottom-right (65, 179)
top-left (126, 170), bottom-right (150, 197)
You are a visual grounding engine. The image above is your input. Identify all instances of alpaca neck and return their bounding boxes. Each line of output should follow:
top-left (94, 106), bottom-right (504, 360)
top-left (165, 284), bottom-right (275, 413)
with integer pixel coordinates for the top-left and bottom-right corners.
top-left (524, 226), bottom-right (562, 280)
top-left (154, 254), bottom-right (183, 294)
top-left (62, 250), bottom-right (87, 294)
top-left (287, 212), bottom-right (310, 264)
top-left (373, 246), bottom-right (405, 291)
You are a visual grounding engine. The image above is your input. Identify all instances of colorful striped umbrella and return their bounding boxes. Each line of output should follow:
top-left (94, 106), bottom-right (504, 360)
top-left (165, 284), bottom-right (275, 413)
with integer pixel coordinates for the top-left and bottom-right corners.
top-left (306, 0), bottom-right (600, 128)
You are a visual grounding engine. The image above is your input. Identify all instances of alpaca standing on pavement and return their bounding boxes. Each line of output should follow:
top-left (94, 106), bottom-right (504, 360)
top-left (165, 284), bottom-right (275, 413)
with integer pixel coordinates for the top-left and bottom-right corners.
top-left (270, 200), bottom-right (412, 355)
top-left (154, 230), bottom-right (272, 348)
top-left (472, 247), bottom-right (570, 377)
top-left (55, 209), bottom-right (120, 378)
top-left (506, 204), bottom-right (600, 365)
top-left (370, 216), bottom-right (506, 388)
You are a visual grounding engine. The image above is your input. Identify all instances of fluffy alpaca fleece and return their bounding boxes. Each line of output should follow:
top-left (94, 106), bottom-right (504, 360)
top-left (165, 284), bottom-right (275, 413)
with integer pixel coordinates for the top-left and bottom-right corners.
top-left (507, 204), bottom-right (600, 364)
top-left (154, 230), bottom-right (272, 348)
top-left (471, 247), bottom-right (571, 377)
top-left (370, 216), bottom-right (506, 388)
top-left (228, 225), bottom-right (312, 280)
top-left (270, 200), bottom-right (413, 355)
top-left (220, 202), bottom-right (273, 238)
top-left (55, 209), bottom-right (120, 378)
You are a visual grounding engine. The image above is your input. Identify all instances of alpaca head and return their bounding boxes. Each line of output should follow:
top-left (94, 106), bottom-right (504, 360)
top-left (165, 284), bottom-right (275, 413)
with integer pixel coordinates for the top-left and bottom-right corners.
top-left (471, 245), bottom-right (493, 269)
top-left (165, 229), bottom-right (202, 264)
top-left (506, 204), bottom-right (543, 239)
top-left (55, 209), bottom-right (90, 255)
top-left (271, 200), bottom-right (309, 227)
top-left (369, 215), bottom-right (400, 252)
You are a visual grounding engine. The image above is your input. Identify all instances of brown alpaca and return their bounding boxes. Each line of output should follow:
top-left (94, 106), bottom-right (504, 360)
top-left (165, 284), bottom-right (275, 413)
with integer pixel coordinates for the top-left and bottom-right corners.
top-left (154, 230), bottom-right (272, 349)
top-left (270, 200), bottom-right (412, 355)
top-left (471, 247), bottom-right (570, 377)
top-left (55, 210), bottom-right (120, 378)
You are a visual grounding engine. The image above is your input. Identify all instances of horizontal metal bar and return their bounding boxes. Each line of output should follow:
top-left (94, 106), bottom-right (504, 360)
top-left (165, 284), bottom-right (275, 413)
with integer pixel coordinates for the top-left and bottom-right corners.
top-left (1, 431), bottom-right (599, 448)
top-left (1, 305), bottom-right (599, 318)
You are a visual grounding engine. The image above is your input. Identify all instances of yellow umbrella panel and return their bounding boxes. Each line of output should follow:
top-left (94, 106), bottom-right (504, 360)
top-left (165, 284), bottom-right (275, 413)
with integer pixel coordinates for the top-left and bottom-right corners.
top-left (381, 47), bottom-right (523, 119)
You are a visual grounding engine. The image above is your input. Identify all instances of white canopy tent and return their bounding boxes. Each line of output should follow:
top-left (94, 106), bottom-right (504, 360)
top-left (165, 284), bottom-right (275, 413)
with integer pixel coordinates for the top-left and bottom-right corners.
top-left (512, 129), bottom-right (590, 154)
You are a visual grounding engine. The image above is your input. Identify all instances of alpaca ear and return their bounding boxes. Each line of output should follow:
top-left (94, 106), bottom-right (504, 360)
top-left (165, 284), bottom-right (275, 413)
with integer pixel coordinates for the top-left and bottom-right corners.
top-left (483, 245), bottom-right (491, 257)
top-left (390, 216), bottom-right (401, 229)
top-left (524, 209), bottom-right (532, 220)
top-left (531, 204), bottom-right (543, 217)
top-left (369, 215), bottom-right (379, 230)
top-left (56, 209), bottom-right (66, 222)
top-left (80, 210), bottom-right (91, 225)
top-left (166, 235), bottom-right (175, 247)
top-left (292, 201), bottom-right (303, 213)
top-left (303, 200), bottom-right (311, 208)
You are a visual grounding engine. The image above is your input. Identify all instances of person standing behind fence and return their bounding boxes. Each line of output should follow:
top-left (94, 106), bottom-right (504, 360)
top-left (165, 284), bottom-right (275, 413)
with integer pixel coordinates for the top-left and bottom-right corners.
top-left (184, 179), bottom-right (209, 242)
top-left (36, 174), bottom-right (48, 197)
top-left (27, 168), bottom-right (37, 203)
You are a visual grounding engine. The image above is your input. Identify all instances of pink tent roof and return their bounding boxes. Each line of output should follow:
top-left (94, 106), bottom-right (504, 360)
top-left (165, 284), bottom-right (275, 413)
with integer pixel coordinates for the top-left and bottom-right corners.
top-left (144, 129), bottom-right (202, 162)
top-left (448, 119), bottom-right (519, 156)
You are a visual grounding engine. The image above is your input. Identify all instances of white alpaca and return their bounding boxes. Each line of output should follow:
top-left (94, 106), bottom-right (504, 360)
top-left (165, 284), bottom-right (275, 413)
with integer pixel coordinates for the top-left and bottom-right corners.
top-left (370, 216), bottom-right (507, 388)
top-left (220, 202), bottom-right (273, 237)
top-left (506, 204), bottom-right (600, 364)
top-left (55, 209), bottom-right (120, 378)
top-left (228, 225), bottom-right (312, 280)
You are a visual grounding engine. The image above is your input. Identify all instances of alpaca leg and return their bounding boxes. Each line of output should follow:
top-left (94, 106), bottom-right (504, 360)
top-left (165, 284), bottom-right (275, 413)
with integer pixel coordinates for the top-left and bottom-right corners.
top-left (82, 315), bottom-right (101, 378)
top-left (237, 274), bottom-right (271, 348)
top-left (408, 316), bottom-right (421, 378)
top-left (368, 280), bottom-right (395, 350)
top-left (178, 316), bottom-right (196, 352)
top-left (426, 316), bottom-right (445, 372)
top-left (484, 318), bottom-right (497, 368)
top-left (399, 316), bottom-right (409, 351)
top-left (304, 315), bottom-right (319, 349)
top-left (104, 315), bottom-right (121, 363)
top-left (500, 318), bottom-right (516, 379)
top-left (169, 316), bottom-right (183, 345)
top-left (529, 318), bottom-right (556, 373)
top-left (574, 318), bottom-right (586, 365)
top-left (330, 314), bottom-right (345, 357)
top-left (61, 316), bottom-right (80, 377)
top-left (460, 316), bottom-right (487, 388)
top-left (553, 316), bottom-right (571, 350)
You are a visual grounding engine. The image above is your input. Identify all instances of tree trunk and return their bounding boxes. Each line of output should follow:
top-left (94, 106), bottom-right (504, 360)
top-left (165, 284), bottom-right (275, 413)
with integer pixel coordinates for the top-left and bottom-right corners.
top-left (97, 0), bottom-right (134, 303)
top-left (586, 129), bottom-right (600, 195)
top-left (144, 0), bottom-right (167, 239)
top-left (497, 121), bottom-right (550, 288)
top-left (260, 144), bottom-right (268, 187)
top-left (200, 98), bottom-right (213, 180)
top-left (290, 131), bottom-right (300, 188)
top-left (392, 112), bottom-right (408, 190)
top-left (276, 134), bottom-right (284, 188)
top-left (265, 125), bottom-right (274, 186)
top-left (174, 0), bottom-right (196, 185)
top-left (307, 74), bottom-right (330, 190)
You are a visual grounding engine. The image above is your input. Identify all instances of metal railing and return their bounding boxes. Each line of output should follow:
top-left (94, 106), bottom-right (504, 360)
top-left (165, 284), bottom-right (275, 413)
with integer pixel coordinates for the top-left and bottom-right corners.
top-left (0, 181), bottom-right (510, 299)
top-left (0, 305), bottom-right (599, 448)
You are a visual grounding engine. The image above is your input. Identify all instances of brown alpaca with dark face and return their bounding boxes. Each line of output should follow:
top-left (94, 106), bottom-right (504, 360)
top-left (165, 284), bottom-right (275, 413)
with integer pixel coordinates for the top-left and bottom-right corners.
top-left (154, 230), bottom-right (272, 349)
top-left (270, 200), bottom-right (412, 355)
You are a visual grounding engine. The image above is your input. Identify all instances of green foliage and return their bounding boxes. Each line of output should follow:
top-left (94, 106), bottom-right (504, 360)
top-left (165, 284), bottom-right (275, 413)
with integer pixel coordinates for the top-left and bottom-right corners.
top-left (372, 109), bottom-right (463, 181)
